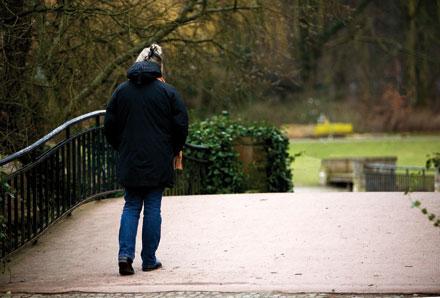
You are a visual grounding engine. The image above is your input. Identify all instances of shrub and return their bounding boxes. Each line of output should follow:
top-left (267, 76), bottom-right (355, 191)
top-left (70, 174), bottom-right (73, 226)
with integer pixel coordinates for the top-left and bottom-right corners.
top-left (186, 113), bottom-right (293, 194)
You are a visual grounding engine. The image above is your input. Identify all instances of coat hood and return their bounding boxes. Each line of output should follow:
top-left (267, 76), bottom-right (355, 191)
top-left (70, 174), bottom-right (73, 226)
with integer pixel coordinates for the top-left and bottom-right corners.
top-left (127, 61), bottom-right (162, 84)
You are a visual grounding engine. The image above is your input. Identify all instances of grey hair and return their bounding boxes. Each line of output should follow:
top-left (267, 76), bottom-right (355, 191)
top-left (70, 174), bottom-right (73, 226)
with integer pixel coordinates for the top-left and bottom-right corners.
top-left (136, 43), bottom-right (163, 64)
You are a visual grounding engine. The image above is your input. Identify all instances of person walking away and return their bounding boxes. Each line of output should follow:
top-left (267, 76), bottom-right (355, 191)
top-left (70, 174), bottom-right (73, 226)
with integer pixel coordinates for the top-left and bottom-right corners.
top-left (104, 44), bottom-right (188, 275)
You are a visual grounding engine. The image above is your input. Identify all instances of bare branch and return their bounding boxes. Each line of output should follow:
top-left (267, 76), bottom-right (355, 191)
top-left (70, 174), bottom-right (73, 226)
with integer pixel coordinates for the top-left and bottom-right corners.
top-left (72, 0), bottom-right (201, 103)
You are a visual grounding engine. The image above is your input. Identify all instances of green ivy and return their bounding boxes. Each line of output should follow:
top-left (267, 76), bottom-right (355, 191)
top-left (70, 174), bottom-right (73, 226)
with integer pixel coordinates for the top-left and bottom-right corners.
top-left (410, 198), bottom-right (440, 228)
top-left (426, 152), bottom-right (440, 170)
top-left (407, 152), bottom-right (440, 228)
top-left (186, 113), bottom-right (293, 194)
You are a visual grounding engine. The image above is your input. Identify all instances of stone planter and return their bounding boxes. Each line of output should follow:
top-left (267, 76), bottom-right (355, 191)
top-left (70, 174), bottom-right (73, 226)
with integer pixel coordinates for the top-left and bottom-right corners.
top-left (233, 136), bottom-right (267, 192)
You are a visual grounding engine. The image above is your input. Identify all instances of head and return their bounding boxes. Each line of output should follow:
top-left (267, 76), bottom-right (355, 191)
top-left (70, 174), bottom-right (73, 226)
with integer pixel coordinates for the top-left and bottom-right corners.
top-left (136, 43), bottom-right (164, 74)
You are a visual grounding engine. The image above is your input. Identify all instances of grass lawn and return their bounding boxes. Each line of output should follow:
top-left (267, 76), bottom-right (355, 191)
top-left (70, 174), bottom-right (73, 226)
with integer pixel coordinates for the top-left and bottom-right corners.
top-left (289, 135), bottom-right (440, 186)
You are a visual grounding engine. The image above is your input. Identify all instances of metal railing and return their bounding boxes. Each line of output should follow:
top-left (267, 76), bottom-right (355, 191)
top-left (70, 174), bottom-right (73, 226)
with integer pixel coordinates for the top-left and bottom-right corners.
top-left (168, 144), bottom-right (210, 196)
top-left (364, 163), bottom-right (435, 192)
top-left (0, 111), bottom-right (209, 259)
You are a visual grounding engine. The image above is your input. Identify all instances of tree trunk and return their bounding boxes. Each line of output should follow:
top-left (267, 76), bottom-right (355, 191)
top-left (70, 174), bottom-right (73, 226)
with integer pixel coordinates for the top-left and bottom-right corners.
top-left (406, 0), bottom-right (418, 106)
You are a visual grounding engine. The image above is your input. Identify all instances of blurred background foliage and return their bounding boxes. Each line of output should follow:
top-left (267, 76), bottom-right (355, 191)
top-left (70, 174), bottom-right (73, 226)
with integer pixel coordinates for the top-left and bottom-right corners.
top-left (1, 0), bottom-right (440, 155)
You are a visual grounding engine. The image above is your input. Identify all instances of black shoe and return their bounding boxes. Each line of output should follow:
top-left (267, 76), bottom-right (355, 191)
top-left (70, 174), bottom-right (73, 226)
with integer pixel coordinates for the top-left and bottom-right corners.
top-left (119, 258), bottom-right (134, 276)
top-left (142, 261), bottom-right (162, 272)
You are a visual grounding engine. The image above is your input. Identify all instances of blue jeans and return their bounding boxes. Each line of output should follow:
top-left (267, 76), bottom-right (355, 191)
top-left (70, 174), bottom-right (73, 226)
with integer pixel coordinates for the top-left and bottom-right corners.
top-left (118, 188), bottom-right (163, 268)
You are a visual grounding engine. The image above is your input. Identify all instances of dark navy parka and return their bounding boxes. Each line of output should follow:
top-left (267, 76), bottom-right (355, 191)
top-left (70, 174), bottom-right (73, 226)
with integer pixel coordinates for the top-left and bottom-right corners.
top-left (104, 61), bottom-right (188, 189)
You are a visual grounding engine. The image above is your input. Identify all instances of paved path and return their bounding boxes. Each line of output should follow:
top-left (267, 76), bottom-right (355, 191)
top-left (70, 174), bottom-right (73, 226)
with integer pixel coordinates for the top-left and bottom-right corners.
top-left (1, 192), bottom-right (439, 295)
top-left (0, 292), bottom-right (426, 297)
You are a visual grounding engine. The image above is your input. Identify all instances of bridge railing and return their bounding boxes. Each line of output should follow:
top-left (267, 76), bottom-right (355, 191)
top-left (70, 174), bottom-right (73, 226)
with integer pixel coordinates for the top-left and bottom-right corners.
top-left (0, 110), bottom-right (209, 260)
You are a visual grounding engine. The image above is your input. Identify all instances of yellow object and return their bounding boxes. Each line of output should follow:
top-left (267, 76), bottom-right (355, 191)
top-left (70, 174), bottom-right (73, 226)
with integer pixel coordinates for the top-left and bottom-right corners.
top-left (313, 122), bottom-right (353, 137)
